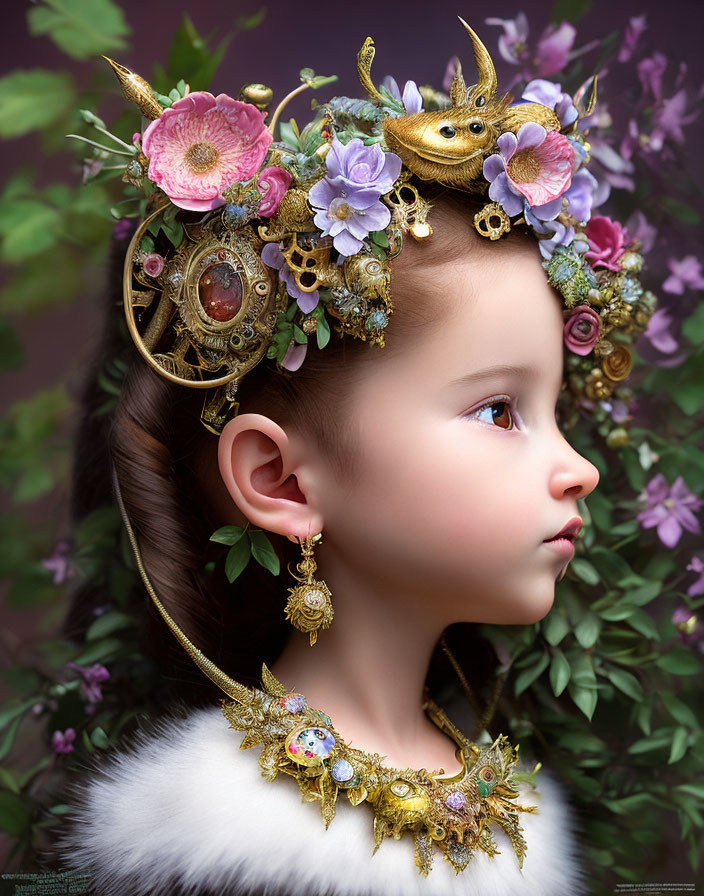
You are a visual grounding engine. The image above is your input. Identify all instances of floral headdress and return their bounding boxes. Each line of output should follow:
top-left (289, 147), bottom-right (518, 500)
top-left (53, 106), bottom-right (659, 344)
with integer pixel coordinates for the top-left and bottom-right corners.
top-left (84, 18), bottom-right (656, 433)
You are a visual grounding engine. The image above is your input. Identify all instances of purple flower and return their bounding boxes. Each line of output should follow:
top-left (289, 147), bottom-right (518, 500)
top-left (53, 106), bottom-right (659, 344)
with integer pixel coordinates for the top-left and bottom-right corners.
top-left (618, 15), bottom-right (648, 64)
top-left (638, 52), bottom-right (667, 102)
top-left (625, 210), bottom-right (656, 254)
top-left (642, 308), bottom-right (680, 354)
top-left (442, 56), bottom-right (460, 93)
top-left (686, 556), bottom-right (704, 597)
top-left (112, 217), bottom-right (134, 241)
top-left (41, 540), bottom-right (74, 585)
top-left (636, 473), bottom-right (703, 548)
top-left (484, 13), bottom-right (530, 67)
top-left (52, 728), bottom-right (76, 755)
top-left (522, 79), bottom-right (578, 128)
top-left (534, 22), bottom-right (577, 77)
top-left (526, 215), bottom-right (575, 260)
top-left (66, 662), bottom-right (110, 712)
top-left (308, 136), bottom-right (401, 257)
top-left (281, 340), bottom-right (307, 372)
top-left (662, 256), bottom-right (704, 295)
top-left (261, 243), bottom-right (319, 313)
top-left (380, 76), bottom-right (423, 114)
top-left (589, 138), bottom-right (635, 193)
top-left (672, 606), bottom-right (704, 653)
top-left (563, 168), bottom-right (599, 224)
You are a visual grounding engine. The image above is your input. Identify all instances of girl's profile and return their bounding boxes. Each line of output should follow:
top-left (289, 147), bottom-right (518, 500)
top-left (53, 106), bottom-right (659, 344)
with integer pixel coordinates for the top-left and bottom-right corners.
top-left (2, 6), bottom-right (691, 895)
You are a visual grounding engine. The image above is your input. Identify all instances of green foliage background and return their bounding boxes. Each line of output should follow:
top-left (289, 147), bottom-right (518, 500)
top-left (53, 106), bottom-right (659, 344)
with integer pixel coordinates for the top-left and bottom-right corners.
top-left (0, 0), bottom-right (702, 891)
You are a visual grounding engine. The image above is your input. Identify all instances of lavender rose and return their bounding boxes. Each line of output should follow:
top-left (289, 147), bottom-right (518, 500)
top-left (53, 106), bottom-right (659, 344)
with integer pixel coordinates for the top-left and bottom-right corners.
top-left (563, 304), bottom-right (602, 355)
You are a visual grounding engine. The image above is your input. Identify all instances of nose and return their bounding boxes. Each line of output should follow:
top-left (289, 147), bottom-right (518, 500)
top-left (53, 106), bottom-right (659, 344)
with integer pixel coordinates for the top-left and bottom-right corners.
top-left (548, 431), bottom-right (601, 501)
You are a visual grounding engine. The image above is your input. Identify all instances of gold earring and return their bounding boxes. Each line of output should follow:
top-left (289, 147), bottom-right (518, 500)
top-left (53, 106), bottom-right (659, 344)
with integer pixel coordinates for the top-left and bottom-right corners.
top-left (284, 533), bottom-right (334, 646)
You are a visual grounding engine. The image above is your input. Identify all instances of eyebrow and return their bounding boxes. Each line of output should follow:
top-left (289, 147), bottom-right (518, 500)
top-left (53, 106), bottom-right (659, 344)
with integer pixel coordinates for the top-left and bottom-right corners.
top-left (449, 363), bottom-right (539, 388)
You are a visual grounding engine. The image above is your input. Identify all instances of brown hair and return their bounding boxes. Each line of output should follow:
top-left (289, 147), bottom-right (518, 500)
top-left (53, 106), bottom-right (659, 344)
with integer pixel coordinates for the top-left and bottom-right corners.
top-left (66, 186), bottom-right (537, 712)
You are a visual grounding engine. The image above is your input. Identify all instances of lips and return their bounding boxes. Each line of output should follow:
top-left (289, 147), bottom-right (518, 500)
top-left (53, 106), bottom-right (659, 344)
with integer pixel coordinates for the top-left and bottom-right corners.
top-left (543, 516), bottom-right (583, 543)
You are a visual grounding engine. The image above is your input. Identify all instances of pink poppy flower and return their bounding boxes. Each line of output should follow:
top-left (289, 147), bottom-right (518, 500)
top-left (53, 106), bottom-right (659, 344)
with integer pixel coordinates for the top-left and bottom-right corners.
top-left (142, 92), bottom-right (273, 212)
top-left (563, 305), bottom-right (602, 355)
top-left (257, 166), bottom-right (292, 217)
top-left (483, 122), bottom-right (575, 214)
top-left (584, 216), bottom-right (627, 271)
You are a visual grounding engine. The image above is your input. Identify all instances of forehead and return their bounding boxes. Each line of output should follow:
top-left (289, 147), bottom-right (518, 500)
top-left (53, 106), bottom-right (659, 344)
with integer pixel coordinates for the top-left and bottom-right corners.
top-left (393, 242), bottom-right (566, 384)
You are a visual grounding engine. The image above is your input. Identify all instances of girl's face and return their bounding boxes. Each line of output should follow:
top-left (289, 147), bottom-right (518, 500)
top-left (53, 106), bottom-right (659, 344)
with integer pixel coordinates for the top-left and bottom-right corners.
top-left (311, 241), bottom-right (600, 626)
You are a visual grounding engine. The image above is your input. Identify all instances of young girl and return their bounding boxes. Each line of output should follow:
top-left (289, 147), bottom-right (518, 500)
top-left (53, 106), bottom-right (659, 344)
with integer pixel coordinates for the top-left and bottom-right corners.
top-left (56, 19), bottom-right (651, 896)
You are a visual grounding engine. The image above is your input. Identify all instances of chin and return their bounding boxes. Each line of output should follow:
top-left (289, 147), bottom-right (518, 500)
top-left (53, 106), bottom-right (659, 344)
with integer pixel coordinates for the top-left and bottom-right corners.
top-left (510, 584), bottom-right (556, 625)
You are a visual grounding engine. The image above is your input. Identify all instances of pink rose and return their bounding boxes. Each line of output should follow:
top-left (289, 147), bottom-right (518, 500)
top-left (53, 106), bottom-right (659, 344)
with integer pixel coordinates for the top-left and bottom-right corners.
top-left (563, 305), bottom-right (602, 355)
top-left (257, 166), bottom-right (292, 217)
top-left (584, 216), bottom-right (627, 271)
top-left (143, 253), bottom-right (165, 277)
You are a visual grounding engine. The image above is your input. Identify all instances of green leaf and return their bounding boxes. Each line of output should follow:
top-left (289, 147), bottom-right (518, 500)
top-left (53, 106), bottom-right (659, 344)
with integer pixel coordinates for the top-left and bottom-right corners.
top-left (0, 198), bottom-right (62, 264)
top-left (0, 317), bottom-right (25, 371)
top-left (676, 782), bottom-right (704, 800)
top-left (158, 14), bottom-right (231, 91)
top-left (279, 121), bottom-right (301, 151)
top-left (655, 648), bottom-right (702, 676)
top-left (590, 546), bottom-right (633, 586)
top-left (85, 610), bottom-right (133, 641)
top-left (0, 790), bottom-right (30, 837)
top-left (668, 726), bottom-right (688, 764)
top-left (661, 693), bottom-right (698, 729)
top-left (599, 604), bottom-right (637, 621)
top-left (574, 612), bottom-right (602, 648)
top-left (606, 667), bottom-right (644, 701)
top-left (514, 651), bottom-right (550, 695)
top-left (570, 557), bottom-right (600, 585)
top-left (91, 726), bottom-right (110, 750)
top-left (316, 313), bottom-right (331, 350)
top-left (568, 682), bottom-right (598, 720)
top-left (628, 729), bottom-right (675, 754)
top-left (236, 7), bottom-right (266, 29)
top-left (73, 637), bottom-right (123, 666)
top-left (14, 466), bottom-right (53, 503)
top-left (293, 325), bottom-right (308, 345)
top-left (603, 793), bottom-right (661, 815)
top-left (627, 581), bottom-right (662, 606)
top-left (370, 230), bottom-right (389, 248)
top-left (549, 649), bottom-right (571, 696)
top-left (210, 525), bottom-right (247, 546)
top-left (249, 530), bottom-right (280, 576)
top-left (27, 0), bottom-right (130, 60)
top-left (82, 729), bottom-right (94, 754)
top-left (682, 303), bottom-right (704, 344)
top-left (542, 610), bottom-right (570, 646)
top-left (0, 718), bottom-right (23, 762)
top-left (0, 70), bottom-right (75, 138)
top-left (661, 196), bottom-right (701, 227)
top-left (225, 535), bottom-right (251, 582)
top-left (625, 607), bottom-right (660, 640)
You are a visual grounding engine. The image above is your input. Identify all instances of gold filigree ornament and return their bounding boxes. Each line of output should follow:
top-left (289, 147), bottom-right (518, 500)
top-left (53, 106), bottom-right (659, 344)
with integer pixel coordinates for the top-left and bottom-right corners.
top-left (284, 534), bottom-right (334, 646)
top-left (473, 202), bottom-right (512, 240)
top-left (124, 202), bottom-right (285, 432)
top-left (113, 467), bottom-right (539, 880)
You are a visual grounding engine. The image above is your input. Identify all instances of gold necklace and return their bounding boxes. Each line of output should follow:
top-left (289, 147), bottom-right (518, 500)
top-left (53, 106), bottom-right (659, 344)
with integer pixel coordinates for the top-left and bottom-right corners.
top-left (114, 471), bottom-right (537, 876)
top-left (222, 663), bottom-right (538, 876)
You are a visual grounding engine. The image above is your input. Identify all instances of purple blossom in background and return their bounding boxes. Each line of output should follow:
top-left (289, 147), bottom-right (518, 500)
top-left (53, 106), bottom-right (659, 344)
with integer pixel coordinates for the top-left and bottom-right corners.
top-left (642, 308), bottom-right (680, 354)
top-left (309, 137), bottom-right (401, 257)
top-left (261, 243), bottom-right (319, 313)
top-left (618, 15), bottom-right (648, 64)
top-left (442, 56), bottom-right (460, 93)
top-left (672, 606), bottom-right (704, 653)
top-left (636, 473), bottom-right (703, 548)
top-left (52, 728), bottom-right (76, 754)
top-left (625, 210), bottom-right (657, 253)
top-left (485, 14), bottom-right (598, 85)
top-left (66, 662), bottom-right (110, 713)
top-left (522, 79), bottom-right (578, 128)
top-left (662, 256), bottom-right (704, 294)
top-left (41, 540), bottom-right (74, 585)
top-left (112, 217), bottom-right (134, 241)
top-left (380, 75), bottom-right (423, 114)
top-left (588, 139), bottom-right (635, 193)
top-left (686, 556), bottom-right (704, 597)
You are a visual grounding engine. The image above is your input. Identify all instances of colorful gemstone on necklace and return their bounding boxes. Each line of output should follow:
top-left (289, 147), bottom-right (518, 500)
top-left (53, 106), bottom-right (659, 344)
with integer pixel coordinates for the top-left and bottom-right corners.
top-left (332, 758), bottom-right (354, 783)
top-left (445, 790), bottom-right (466, 811)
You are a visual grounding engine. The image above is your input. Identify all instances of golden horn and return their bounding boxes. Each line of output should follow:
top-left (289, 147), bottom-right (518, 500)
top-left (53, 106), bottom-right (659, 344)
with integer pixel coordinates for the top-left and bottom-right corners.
top-left (103, 56), bottom-right (163, 121)
top-left (357, 37), bottom-right (385, 103)
top-left (457, 17), bottom-right (497, 101)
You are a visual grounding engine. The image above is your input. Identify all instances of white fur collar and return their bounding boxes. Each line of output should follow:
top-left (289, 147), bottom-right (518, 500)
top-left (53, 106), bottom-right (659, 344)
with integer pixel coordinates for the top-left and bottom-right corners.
top-left (58, 704), bottom-right (588, 895)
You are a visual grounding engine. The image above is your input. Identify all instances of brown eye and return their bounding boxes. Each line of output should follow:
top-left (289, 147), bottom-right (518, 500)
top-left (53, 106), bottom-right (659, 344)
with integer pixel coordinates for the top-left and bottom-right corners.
top-left (473, 401), bottom-right (514, 430)
top-left (439, 125), bottom-right (456, 138)
top-left (480, 766), bottom-right (495, 782)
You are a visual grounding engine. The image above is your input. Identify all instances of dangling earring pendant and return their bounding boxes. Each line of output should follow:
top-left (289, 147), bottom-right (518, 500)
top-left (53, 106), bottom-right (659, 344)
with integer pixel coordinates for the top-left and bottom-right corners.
top-left (284, 534), bottom-right (334, 646)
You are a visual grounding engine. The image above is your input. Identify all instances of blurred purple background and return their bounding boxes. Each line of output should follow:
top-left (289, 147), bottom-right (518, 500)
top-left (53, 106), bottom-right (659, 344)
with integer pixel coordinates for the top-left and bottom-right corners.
top-left (2, 0), bottom-right (703, 413)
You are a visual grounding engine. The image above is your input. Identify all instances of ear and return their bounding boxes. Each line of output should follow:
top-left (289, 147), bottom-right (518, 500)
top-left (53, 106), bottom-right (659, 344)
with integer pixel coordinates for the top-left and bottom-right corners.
top-left (217, 414), bottom-right (324, 540)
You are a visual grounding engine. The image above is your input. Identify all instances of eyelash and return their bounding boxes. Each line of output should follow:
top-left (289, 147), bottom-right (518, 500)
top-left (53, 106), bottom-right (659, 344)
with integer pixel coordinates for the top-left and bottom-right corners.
top-left (468, 396), bottom-right (516, 431)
